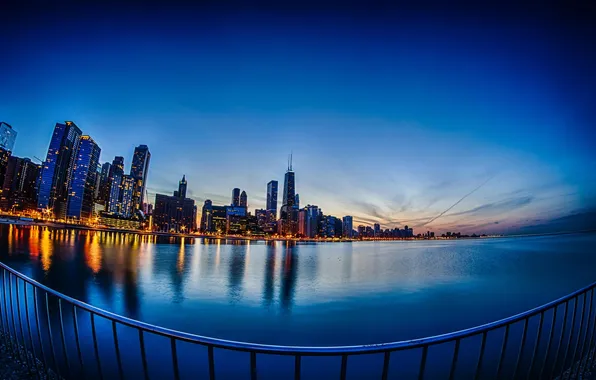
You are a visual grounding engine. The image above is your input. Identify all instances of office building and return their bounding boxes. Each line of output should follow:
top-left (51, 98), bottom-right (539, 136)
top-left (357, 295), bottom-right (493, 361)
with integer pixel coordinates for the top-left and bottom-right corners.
top-left (200, 199), bottom-right (213, 232)
top-left (266, 180), bottom-right (278, 217)
top-left (306, 205), bottom-right (319, 238)
top-left (0, 157), bottom-right (40, 211)
top-left (107, 156), bottom-right (124, 214)
top-left (38, 121), bottom-right (82, 218)
top-left (98, 162), bottom-right (111, 204)
top-left (66, 136), bottom-right (101, 220)
top-left (294, 194), bottom-right (300, 209)
top-left (374, 223), bottom-right (381, 236)
top-left (343, 216), bottom-right (353, 238)
top-left (0, 122), bottom-right (17, 189)
top-left (357, 225), bottom-right (365, 237)
top-left (298, 208), bottom-right (307, 236)
top-left (231, 188), bottom-right (240, 206)
top-left (153, 175), bottom-right (196, 232)
top-left (130, 144), bottom-right (151, 211)
top-left (240, 190), bottom-right (247, 208)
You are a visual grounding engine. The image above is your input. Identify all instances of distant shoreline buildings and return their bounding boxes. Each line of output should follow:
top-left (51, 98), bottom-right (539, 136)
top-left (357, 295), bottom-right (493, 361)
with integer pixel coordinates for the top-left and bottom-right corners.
top-left (0, 120), bottom-right (457, 239)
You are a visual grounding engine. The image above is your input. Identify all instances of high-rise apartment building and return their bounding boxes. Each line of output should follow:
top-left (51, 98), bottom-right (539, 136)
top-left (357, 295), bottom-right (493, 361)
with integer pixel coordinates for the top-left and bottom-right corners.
top-left (119, 175), bottom-right (135, 217)
top-left (130, 144), bottom-right (151, 210)
top-left (98, 162), bottom-right (111, 204)
top-left (38, 121), bottom-right (82, 218)
top-left (66, 136), bottom-right (101, 220)
top-left (107, 156), bottom-right (124, 214)
top-left (0, 157), bottom-right (39, 211)
top-left (0, 122), bottom-right (17, 190)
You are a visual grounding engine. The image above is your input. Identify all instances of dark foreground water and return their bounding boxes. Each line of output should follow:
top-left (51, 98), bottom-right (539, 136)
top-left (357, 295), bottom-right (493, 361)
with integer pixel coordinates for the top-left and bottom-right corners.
top-left (0, 225), bottom-right (595, 379)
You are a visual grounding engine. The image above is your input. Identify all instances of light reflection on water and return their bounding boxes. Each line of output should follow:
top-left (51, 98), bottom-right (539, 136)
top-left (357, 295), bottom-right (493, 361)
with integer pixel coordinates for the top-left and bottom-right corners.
top-left (1, 224), bottom-right (595, 346)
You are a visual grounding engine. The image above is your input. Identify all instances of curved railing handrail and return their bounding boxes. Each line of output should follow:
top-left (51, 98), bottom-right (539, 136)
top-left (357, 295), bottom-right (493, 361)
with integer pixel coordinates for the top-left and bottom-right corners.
top-left (1, 260), bottom-right (595, 356)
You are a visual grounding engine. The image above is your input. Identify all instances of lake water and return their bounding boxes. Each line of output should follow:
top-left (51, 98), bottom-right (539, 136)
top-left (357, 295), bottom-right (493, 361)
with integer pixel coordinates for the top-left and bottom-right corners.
top-left (1, 225), bottom-right (594, 347)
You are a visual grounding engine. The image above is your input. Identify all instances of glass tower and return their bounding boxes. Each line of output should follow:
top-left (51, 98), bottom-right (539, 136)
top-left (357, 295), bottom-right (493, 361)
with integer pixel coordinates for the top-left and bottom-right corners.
top-left (107, 156), bottom-right (124, 214)
top-left (38, 121), bottom-right (82, 218)
top-left (66, 135), bottom-right (101, 220)
top-left (280, 155), bottom-right (296, 235)
top-left (266, 180), bottom-right (278, 217)
top-left (130, 144), bottom-right (151, 210)
top-left (231, 188), bottom-right (240, 206)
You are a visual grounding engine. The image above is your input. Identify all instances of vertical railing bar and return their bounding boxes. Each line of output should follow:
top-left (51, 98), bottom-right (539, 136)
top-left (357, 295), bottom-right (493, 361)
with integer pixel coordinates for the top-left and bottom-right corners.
top-left (139, 329), bottom-right (150, 380)
top-left (418, 346), bottom-right (428, 380)
top-left (208, 345), bottom-right (216, 380)
top-left (512, 317), bottom-right (529, 379)
top-left (448, 339), bottom-right (461, 380)
top-left (549, 300), bottom-right (570, 379)
top-left (340, 354), bottom-right (348, 380)
top-left (585, 289), bottom-right (596, 369)
top-left (58, 298), bottom-right (71, 377)
top-left (250, 351), bottom-right (258, 380)
top-left (474, 332), bottom-right (487, 380)
top-left (568, 292), bottom-right (588, 379)
top-left (538, 305), bottom-right (558, 380)
top-left (72, 306), bottom-right (84, 378)
top-left (8, 272), bottom-right (24, 363)
top-left (578, 289), bottom-right (595, 376)
top-left (15, 276), bottom-right (33, 370)
top-left (381, 351), bottom-right (391, 380)
top-left (2, 270), bottom-right (17, 359)
top-left (294, 355), bottom-right (301, 380)
top-left (558, 296), bottom-right (579, 378)
top-left (170, 338), bottom-right (180, 380)
top-left (496, 324), bottom-right (510, 380)
top-left (24, 283), bottom-right (41, 379)
top-left (32, 287), bottom-right (48, 377)
top-left (45, 291), bottom-right (60, 378)
top-left (0, 270), bottom-right (9, 348)
top-left (527, 310), bottom-right (545, 379)
top-left (91, 313), bottom-right (104, 380)
top-left (112, 320), bottom-right (124, 380)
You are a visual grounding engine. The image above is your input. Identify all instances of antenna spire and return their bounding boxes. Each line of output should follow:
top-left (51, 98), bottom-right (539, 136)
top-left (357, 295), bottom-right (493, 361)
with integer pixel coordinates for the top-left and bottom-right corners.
top-left (290, 151), bottom-right (293, 171)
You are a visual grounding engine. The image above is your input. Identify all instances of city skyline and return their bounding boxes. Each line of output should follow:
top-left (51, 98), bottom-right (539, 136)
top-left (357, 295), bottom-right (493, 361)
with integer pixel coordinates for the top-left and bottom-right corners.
top-left (2, 4), bottom-right (596, 234)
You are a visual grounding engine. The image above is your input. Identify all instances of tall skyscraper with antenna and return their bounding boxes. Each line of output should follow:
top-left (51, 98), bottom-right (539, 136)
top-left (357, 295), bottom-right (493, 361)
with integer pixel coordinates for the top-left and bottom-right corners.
top-left (280, 153), bottom-right (297, 235)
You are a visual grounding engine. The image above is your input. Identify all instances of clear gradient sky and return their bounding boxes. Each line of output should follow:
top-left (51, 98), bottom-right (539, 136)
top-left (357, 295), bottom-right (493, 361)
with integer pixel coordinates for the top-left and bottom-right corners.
top-left (2, 2), bottom-right (596, 234)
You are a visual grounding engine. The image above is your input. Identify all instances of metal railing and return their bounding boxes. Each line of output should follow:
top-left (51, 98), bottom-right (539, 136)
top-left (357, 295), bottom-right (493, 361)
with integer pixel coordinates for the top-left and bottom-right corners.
top-left (1, 260), bottom-right (595, 379)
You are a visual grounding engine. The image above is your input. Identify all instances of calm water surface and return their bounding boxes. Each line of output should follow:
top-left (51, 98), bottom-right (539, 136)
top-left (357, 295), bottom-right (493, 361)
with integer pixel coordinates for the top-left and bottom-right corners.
top-left (1, 225), bottom-right (595, 346)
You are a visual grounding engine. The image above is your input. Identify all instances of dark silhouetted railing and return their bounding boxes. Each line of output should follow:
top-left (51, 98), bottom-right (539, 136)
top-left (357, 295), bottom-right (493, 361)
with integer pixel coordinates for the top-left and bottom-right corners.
top-left (1, 261), bottom-right (595, 379)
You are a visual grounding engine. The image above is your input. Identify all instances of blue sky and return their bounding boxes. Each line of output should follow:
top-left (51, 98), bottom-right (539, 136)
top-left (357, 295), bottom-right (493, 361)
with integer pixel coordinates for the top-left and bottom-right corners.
top-left (2, 3), bottom-right (595, 233)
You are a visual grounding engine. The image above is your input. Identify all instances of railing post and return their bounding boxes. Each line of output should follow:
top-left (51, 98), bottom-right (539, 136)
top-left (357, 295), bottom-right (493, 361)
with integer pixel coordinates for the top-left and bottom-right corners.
top-left (112, 320), bottom-right (125, 380)
top-left (171, 337), bottom-right (180, 380)
top-left (340, 354), bottom-right (348, 380)
top-left (538, 306), bottom-right (558, 379)
top-left (251, 351), bottom-right (258, 380)
top-left (23, 283), bottom-right (41, 378)
top-left (568, 292), bottom-right (588, 379)
top-left (418, 346), bottom-right (428, 380)
top-left (578, 289), bottom-right (595, 376)
top-left (549, 301), bottom-right (570, 378)
top-left (58, 298), bottom-right (71, 377)
top-left (294, 355), bottom-right (302, 380)
top-left (208, 345), bottom-right (216, 380)
top-left (91, 313), bottom-right (104, 380)
top-left (45, 291), bottom-right (60, 378)
top-left (527, 311), bottom-right (545, 379)
top-left (72, 305), bottom-right (85, 378)
top-left (559, 296), bottom-right (579, 378)
top-left (474, 332), bottom-right (487, 380)
top-left (513, 317), bottom-right (529, 379)
top-left (2, 270), bottom-right (17, 359)
top-left (32, 287), bottom-right (48, 377)
top-left (382, 351), bottom-right (391, 380)
top-left (139, 330), bottom-right (150, 380)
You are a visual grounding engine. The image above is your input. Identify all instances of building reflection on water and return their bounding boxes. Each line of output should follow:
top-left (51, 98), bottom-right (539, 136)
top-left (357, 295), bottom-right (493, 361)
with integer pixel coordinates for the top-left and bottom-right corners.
top-left (0, 225), bottom-right (308, 328)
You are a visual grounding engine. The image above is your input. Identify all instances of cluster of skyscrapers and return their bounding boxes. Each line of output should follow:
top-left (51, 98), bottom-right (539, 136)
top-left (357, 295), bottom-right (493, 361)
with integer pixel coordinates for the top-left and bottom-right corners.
top-left (1, 120), bottom-right (417, 238)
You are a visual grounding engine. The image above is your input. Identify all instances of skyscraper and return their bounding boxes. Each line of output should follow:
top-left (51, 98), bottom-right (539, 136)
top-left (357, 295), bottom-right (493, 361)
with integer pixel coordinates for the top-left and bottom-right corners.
top-left (374, 223), bottom-right (381, 236)
top-left (178, 175), bottom-right (187, 198)
top-left (66, 136), bottom-right (101, 220)
top-left (294, 194), bottom-right (300, 209)
top-left (266, 180), bottom-right (278, 217)
top-left (130, 145), bottom-right (151, 210)
top-left (98, 162), bottom-right (111, 204)
top-left (119, 175), bottom-right (135, 217)
top-left (306, 205), bottom-right (319, 238)
top-left (1, 156), bottom-right (40, 211)
top-left (231, 188), bottom-right (240, 206)
top-left (107, 156), bottom-right (124, 214)
top-left (200, 199), bottom-right (213, 232)
top-left (0, 122), bottom-right (17, 190)
top-left (38, 121), bottom-right (82, 218)
top-left (280, 154), bottom-right (296, 235)
top-left (343, 216), bottom-right (353, 238)
top-left (153, 175), bottom-right (196, 232)
top-left (240, 190), bottom-right (247, 208)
